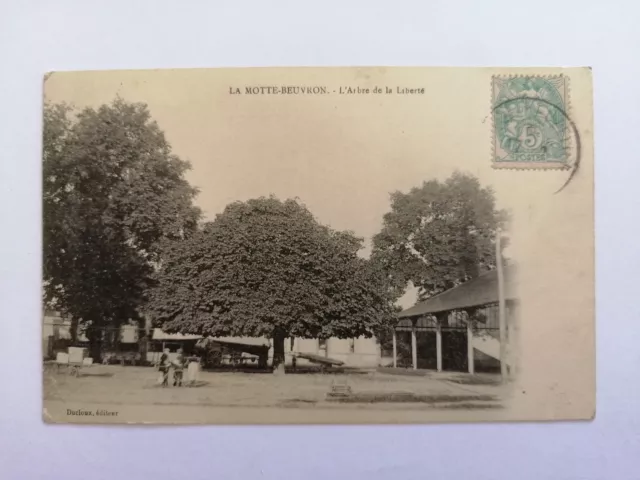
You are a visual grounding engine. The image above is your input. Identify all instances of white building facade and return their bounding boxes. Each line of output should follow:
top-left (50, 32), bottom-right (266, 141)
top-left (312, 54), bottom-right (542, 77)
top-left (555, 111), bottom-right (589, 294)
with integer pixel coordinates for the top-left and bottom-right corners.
top-left (279, 336), bottom-right (381, 368)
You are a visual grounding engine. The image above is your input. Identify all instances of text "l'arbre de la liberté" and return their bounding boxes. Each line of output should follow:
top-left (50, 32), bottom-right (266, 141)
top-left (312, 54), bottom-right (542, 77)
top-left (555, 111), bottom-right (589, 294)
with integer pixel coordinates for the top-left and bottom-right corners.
top-left (229, 85), bottom-right (426, 95)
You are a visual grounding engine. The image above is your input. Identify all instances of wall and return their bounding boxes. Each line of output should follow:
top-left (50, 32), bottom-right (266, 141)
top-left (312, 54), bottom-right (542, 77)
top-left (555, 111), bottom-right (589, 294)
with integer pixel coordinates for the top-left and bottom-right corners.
top-left (42, 313), bottom-right (72, 340)
top-left (42, 312), bottom-right (140, 343)
top-left (267, 336), bottom-right (381, 368)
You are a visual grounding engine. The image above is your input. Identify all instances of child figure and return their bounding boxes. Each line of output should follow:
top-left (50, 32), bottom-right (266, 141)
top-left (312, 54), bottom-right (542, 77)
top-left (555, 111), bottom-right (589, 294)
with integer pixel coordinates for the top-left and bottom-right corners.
top-left (173, 349), bottom-right (186, 387)
top-left (158, 349), bottom-right (171, 387)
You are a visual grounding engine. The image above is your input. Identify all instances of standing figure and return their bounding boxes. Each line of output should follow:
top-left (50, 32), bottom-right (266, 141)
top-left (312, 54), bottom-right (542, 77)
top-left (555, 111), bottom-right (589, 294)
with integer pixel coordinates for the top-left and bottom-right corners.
top-left (158, 349), bottom-right (171, 387)
top-left (173, 349), bottom-right (185, 387)
top-left (186, 355), bottom-right (200, 386)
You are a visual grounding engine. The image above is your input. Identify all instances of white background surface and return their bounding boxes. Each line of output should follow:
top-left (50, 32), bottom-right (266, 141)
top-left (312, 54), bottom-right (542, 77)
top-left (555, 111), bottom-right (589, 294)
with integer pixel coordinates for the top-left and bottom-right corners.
top-left (0, 1), bottom-right (638, 478)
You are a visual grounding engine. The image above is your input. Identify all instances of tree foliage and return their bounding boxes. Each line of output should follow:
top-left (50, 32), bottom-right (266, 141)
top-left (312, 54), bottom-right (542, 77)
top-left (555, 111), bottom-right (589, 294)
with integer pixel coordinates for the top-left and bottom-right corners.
top-left (43, 98), bottom-right (201, 357)
top-left (371, 172), bottom-right (507, 301)
top-left (148, 197), bottom-right (396, 369)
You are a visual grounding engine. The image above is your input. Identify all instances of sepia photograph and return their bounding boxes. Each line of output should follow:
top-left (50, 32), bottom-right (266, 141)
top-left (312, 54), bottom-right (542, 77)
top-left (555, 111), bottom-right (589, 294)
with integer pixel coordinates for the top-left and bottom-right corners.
top-left (41, 67), bottom-right (594, 424)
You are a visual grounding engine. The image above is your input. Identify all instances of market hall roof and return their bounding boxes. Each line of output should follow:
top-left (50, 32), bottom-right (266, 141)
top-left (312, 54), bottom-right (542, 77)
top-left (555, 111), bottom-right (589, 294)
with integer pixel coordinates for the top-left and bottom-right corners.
top-left (398, 265), bottom-right (518, 319)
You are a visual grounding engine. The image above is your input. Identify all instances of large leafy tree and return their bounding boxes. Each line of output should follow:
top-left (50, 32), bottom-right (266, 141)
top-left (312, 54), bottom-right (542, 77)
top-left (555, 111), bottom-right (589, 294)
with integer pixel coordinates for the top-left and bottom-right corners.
top-left (372, 172), bottom-right (507, 302)
top-left (43, 98), bottom-right (201, 360)
top-left (148, 197), bottom-right (396, 373)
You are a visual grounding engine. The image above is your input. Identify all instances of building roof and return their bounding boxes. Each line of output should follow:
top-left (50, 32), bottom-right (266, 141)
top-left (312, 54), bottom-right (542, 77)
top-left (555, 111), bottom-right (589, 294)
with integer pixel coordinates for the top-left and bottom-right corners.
top-left (398, 265), bottom-right (517, 319)
top-left (151, 328), bottom-right (203, 341)
top-left (151, 330), bottom-right (272, 347)
top-left (214, 337), bottom-right (271, 347)
top-left (200, 337), bottom-right (271, 348)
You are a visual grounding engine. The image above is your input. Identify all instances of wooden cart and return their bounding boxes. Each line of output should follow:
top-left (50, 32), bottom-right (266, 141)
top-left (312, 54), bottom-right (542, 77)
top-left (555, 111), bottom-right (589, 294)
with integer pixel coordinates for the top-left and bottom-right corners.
top-left (55, 347), bottom-right (93, 377)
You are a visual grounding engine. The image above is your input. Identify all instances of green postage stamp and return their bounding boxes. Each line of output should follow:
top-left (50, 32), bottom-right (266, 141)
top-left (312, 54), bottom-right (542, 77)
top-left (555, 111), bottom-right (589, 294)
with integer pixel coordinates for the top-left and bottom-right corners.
top-left (492, 75), bottom-right (570, 169)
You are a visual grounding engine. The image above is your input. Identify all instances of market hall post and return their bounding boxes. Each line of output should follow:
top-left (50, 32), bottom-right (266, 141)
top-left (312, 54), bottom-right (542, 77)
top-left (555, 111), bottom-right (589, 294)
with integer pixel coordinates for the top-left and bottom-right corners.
top-left (435, 313), bottom-right (444, 373)
top-left (411, 318), bottom-right (417, 370)
top-left (467, 320), bottom-right (475, 374)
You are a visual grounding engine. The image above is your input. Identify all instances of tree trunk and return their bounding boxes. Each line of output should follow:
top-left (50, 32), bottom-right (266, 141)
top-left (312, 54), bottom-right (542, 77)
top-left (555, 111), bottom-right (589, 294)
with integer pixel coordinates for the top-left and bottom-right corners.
top-left (257, 347), bottom-right (269, 370)
top-left (70, 316), bottom-right (78, 344)
top-left (87, 326), bottom-right (103, 363)
top-left (272, 329), bottom-right (286, 375)
top-left (140, 317), bottom-right (151, 366)
top-left (139, 335), bottom-right (148, 366)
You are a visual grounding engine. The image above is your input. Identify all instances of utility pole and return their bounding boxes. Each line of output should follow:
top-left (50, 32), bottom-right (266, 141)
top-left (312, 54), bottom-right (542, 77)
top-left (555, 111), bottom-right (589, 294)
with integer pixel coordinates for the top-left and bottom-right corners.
top-left (411, 319), bottom-right (418, 370)
top-left (496, 233), bottom-right (508, 380)
top-left (392, 328), bottom-right (397, 368)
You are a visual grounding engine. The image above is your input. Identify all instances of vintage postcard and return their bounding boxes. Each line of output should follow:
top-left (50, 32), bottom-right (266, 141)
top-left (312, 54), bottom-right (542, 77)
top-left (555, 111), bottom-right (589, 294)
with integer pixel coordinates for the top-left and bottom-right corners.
top-left (42, 67), bottom-right (594, 424)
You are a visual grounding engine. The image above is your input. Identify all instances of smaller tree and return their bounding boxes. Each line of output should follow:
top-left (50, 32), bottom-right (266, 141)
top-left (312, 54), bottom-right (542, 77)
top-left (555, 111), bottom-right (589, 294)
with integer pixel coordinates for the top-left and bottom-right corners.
top-left (371, 171), bottom-right (508, 302)
top-left (148, 197), bottom-right (396, 373)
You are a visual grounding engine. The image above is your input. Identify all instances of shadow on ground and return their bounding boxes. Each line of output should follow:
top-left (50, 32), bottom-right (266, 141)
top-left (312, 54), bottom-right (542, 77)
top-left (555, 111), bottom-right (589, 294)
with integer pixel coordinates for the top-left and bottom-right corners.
top-left (326, 392), bottom-right (497, 404)
top-left (77, 372), bottom-right (115, 378)
top-left (144, 380), bottom-right (211, 389)
top-left (440, 403), bottom-right (503, 410)
top-left (201, 365), bottom-right (368, 375)
top-left (446, 376), bottom-right (502, 386)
